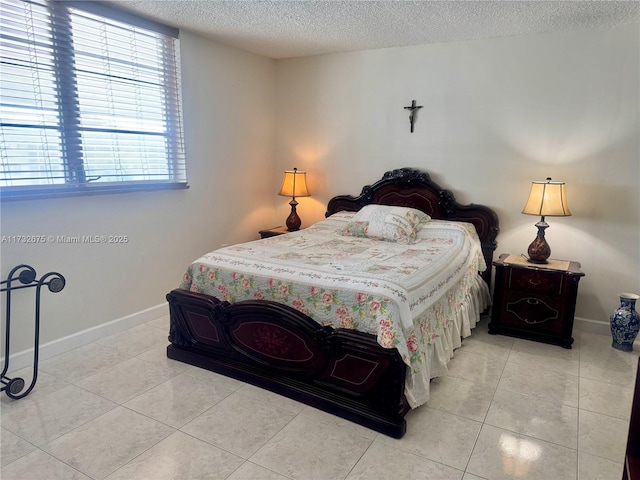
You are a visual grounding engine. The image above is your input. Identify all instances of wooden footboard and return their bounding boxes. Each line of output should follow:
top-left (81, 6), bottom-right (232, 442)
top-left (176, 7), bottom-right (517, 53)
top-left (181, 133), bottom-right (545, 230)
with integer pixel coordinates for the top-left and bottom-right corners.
top-left (166, 289), bottom-right (409, 438)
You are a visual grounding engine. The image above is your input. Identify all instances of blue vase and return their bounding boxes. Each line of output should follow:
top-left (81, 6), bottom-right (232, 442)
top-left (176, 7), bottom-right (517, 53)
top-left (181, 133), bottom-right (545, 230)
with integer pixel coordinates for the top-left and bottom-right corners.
top-left (610, 293), bottom-right (640, 351)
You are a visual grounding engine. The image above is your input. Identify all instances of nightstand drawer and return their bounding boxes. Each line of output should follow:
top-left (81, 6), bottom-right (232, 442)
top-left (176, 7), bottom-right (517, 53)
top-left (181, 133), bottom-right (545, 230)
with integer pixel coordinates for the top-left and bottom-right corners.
top-left (502, 292), bottom-right (563, 335)
top-left (508, 268), bottom-right (563, 296)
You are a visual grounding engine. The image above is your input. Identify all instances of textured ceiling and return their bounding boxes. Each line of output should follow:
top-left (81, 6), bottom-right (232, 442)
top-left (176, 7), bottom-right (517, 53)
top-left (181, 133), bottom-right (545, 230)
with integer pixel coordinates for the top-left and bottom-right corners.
top-left (110, 1), bottom-right (639, 59)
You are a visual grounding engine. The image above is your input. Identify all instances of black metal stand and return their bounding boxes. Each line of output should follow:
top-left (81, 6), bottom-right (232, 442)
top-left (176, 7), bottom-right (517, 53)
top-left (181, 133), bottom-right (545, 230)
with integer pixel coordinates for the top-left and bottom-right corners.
top-left (1, 265), bottom-right (65, 399)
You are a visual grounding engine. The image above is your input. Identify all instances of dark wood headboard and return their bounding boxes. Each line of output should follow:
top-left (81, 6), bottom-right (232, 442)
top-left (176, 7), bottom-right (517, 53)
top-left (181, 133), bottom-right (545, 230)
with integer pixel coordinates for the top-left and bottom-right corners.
top-left (326, 168), bottom-right (499, 287)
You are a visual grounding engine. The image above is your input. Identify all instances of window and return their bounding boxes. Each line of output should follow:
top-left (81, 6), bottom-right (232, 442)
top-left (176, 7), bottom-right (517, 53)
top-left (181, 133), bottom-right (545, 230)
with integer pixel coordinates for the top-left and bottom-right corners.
top-left (0, 0), bottom-right (187, 200)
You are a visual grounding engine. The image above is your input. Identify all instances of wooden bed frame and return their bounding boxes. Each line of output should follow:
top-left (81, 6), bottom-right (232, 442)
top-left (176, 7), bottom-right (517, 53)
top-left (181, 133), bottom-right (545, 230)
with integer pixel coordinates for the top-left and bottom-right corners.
top-left (166, 168), bottom-right (499, 438)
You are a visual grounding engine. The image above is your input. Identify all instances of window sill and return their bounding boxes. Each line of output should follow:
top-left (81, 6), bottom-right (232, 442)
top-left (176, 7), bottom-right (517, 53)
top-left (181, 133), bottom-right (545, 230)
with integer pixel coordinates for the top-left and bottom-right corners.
top-left (0, 182), bottom-right (189, 202)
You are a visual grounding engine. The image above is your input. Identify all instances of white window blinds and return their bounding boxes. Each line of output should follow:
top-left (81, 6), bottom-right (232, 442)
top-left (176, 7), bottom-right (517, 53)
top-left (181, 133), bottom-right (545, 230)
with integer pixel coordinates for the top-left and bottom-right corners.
top-left (0, 0), bottom-right (187, 199)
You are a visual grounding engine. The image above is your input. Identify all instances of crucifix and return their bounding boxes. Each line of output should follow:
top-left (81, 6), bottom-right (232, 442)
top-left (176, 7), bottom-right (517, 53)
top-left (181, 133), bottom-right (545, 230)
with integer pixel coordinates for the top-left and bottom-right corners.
top-left (403, 100), bottom-right (423, 133)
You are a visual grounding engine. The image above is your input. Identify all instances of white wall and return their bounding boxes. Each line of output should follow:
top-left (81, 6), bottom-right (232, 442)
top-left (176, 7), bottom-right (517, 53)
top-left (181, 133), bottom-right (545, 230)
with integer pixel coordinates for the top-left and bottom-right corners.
top-left (274, 23), bottom-right (639, 324)
top-left (0, 31), bottom-right (276, 355)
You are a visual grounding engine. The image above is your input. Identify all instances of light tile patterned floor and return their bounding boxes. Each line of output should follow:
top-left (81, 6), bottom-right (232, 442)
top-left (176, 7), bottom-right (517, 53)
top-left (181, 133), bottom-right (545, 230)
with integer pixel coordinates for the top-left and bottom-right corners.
top-left (0, 315), bottom-right (635, 480)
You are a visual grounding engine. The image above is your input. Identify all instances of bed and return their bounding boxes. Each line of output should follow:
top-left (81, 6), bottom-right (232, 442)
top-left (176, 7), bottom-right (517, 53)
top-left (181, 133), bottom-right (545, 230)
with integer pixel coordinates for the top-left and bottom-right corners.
top-left (166, 167), bottom-right (499, 438)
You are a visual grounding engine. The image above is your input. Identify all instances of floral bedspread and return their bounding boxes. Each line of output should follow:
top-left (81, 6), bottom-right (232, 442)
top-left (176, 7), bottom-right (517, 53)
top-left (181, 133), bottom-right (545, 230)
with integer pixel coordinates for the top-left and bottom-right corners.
top-left (180, 212), bottom-right (489, 407)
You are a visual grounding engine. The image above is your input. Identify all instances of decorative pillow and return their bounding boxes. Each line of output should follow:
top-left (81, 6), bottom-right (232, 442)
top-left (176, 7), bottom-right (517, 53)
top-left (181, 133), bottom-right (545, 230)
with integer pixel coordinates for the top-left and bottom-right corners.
top-left (341, 205), bottom-right (430, 243)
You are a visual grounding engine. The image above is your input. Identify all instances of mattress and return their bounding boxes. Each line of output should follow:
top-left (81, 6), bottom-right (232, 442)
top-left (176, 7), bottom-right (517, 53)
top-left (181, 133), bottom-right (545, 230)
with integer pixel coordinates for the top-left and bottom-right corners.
top-left (180, 211), bottom-right (490, 407)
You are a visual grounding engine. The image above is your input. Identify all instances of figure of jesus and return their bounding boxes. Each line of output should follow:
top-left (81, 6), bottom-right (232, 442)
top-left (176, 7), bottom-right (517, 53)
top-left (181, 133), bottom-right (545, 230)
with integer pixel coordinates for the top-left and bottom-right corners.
top-left (403, 100), bottom-right (423, 133)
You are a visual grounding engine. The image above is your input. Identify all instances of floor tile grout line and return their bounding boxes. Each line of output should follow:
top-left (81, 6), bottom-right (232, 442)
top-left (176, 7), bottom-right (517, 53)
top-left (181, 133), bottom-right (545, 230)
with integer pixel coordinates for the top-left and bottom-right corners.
top-left (338, 435), bottom-right (375, 480)
top-left (167, 391), bottom-right (302, 464)
top-left (174, 427), bottom-right (247, 460)
top-left (37, 339), bottom-right (168, 385)
top-left (38, 446), bottom-right (96, 480)
top-left (2, 355), bottom-right (182, 477)
top-left (460, 330), bottom-right (513, 475)
top-left (1, 384), bottom-right (119, 448)
top-left (100, 422), bottom-right (178, 480)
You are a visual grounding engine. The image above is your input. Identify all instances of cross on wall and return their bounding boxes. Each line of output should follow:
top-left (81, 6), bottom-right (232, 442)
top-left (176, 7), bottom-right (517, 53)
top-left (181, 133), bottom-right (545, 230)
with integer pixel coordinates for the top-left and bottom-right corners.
top-left (403, 100), bottom-right (423, 133)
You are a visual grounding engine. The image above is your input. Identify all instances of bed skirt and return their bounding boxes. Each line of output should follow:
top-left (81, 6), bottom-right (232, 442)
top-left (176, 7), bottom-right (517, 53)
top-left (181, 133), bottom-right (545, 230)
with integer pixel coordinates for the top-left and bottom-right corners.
top-left (403, 274), bottom-right (490, 408)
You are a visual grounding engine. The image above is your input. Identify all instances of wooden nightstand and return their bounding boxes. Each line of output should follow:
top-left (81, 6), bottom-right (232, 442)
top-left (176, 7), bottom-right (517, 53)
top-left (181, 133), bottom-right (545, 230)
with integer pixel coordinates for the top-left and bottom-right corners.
top-left (489, 253), bottom-right (585, 349)
top-left (259, 226), bottom-right (290, 239)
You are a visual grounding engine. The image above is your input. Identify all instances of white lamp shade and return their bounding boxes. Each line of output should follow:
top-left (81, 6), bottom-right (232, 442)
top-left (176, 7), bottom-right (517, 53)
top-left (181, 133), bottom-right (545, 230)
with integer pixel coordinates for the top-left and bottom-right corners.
top-left (278, 169), bottom-right (310, 198)
top-left (522, 179), bottom-right (571, 217)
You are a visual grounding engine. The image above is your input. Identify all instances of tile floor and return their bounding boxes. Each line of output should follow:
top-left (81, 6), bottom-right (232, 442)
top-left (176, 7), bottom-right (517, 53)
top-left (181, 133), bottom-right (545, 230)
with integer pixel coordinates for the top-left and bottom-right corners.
top-left (1, 314), bottom-right (636, 480)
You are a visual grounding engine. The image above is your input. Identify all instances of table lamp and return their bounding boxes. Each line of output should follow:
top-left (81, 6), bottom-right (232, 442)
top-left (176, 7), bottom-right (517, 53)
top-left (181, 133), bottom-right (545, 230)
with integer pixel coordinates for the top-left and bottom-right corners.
top-left (522, 177), bottom-right (571, 264)
top-left (278, 167), bottom-right (310, 231)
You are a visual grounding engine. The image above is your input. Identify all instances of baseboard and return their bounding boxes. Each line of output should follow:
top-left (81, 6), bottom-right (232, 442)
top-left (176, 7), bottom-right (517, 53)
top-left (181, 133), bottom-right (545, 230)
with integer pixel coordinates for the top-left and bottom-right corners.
top-left (2, 303), bottom-right (168, 372)
top-left (574, 316), bottom-right (610, 336)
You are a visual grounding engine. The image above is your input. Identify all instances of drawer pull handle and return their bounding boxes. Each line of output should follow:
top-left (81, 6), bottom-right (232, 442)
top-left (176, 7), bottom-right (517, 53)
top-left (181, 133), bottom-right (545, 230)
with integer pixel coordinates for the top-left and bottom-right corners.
top-left (529, 279), bottom-right (541, 286)
top-left (527, 299), bottom-right (539, 305)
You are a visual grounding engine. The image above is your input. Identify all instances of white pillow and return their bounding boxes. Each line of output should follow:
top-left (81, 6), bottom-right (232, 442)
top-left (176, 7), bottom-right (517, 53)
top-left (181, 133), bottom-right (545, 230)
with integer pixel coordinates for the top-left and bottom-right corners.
top-left (341, 205), bottom-right (430, 243)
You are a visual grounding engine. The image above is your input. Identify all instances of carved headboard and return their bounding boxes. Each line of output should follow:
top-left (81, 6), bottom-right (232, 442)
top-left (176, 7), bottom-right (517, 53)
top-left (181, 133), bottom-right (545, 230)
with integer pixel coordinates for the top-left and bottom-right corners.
top-left (326, 168), bottom-right (499, 287)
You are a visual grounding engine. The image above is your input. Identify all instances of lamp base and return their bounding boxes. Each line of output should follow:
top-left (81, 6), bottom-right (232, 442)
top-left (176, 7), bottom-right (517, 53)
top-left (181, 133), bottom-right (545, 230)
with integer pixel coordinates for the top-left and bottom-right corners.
top-left (527, 221), bottom-right (551, 264)
top-left (285, 199), bottom-right (301, 231)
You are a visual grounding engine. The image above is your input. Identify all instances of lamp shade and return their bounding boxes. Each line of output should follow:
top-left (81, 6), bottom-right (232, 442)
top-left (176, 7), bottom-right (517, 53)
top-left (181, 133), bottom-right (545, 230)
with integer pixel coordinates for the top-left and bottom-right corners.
top-left (522, 178), bottom-right (571, 217)
top-left (278, 168), bottom-right (310, 198)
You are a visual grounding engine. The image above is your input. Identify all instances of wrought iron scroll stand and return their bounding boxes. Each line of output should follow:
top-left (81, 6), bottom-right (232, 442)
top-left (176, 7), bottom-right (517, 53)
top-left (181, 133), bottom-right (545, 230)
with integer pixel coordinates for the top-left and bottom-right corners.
top-left (1, 265), bottom-right (65, 399)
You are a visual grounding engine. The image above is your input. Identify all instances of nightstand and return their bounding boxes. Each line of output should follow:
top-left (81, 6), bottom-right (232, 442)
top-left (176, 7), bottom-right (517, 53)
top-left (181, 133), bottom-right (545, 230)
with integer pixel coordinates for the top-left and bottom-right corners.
top-left (489, 253), bottom-right (585, 349)
top-left (259, 226), bottom-right (290, 239)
